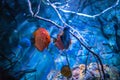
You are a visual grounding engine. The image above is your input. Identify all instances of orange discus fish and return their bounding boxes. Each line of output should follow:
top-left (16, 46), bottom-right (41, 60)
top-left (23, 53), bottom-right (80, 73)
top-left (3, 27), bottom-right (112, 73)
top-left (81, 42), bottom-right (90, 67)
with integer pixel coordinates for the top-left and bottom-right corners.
top-left (54, 33), bottom-right (65, 50)
top-left (34, 28), bottom-right (51, 51)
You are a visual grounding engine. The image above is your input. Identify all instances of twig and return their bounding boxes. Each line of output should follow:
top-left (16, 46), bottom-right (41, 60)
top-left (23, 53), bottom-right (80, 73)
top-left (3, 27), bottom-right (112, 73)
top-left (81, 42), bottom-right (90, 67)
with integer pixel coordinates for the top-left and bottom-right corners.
top-left (27, 0), bottom-right (34, 16)
top-left (34, 0), bottom-right (41, 15)
top-left (57, 0), bottom-right (119, 18)
top-left (35, 15), bottom-right (63, 29)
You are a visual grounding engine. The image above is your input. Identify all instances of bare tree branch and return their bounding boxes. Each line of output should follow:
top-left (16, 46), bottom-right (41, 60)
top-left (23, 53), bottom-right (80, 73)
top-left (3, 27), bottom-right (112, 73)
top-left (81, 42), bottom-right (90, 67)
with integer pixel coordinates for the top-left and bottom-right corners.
top-left (57, 0), bottom-right (119, 18)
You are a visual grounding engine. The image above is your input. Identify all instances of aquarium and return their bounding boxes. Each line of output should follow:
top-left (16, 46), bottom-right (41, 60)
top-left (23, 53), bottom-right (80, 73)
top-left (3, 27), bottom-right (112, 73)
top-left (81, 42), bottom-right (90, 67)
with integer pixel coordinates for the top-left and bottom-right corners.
top-left (0, 0), bottom-right (120, 80)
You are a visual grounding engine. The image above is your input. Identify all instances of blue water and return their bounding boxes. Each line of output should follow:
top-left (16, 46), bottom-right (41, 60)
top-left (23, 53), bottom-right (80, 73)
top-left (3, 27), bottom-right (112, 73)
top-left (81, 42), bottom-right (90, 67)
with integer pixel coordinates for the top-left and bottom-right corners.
top-left (0, 0), bottom-right (120, 80)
